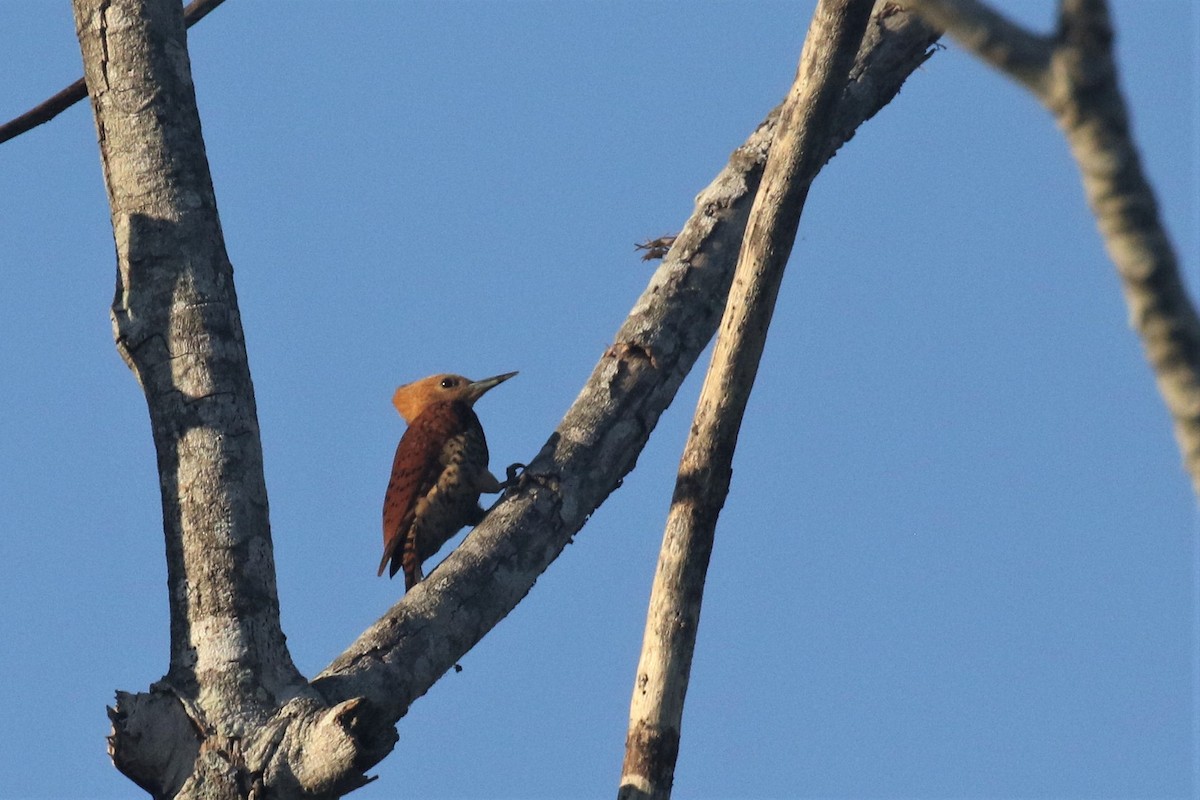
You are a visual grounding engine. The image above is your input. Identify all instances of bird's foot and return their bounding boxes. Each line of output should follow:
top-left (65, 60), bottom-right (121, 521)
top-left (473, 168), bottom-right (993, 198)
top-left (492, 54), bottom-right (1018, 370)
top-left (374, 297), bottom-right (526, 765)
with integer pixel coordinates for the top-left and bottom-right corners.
top-left (503, 462), bottom-right (527, 487)
top-left (503, 462), bottom-right (558, 493)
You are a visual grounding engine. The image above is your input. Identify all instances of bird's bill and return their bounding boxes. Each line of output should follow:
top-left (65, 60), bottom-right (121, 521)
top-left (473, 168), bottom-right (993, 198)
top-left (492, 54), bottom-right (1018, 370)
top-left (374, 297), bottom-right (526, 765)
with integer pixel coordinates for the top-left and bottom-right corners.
top-left (467, 371), bottom-right (518, 401)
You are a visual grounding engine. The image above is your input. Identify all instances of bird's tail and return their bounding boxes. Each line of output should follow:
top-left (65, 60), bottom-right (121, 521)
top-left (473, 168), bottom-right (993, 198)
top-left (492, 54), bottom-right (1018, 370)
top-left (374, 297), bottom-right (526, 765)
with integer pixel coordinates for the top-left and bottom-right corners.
top-left (402, 539), bottom-right (422, 590)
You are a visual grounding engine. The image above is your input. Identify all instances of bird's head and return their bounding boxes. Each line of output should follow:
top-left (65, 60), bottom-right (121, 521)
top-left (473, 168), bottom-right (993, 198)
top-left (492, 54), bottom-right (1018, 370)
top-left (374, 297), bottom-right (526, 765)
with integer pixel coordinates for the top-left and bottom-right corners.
top-left (391, 371), bottom-right (518, 422)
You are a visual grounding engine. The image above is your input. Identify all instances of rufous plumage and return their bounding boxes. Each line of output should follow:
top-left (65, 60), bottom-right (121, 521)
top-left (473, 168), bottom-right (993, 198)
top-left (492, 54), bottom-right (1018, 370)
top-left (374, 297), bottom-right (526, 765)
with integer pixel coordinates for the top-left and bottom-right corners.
top-left (378, 371), bottom-right (516, 590)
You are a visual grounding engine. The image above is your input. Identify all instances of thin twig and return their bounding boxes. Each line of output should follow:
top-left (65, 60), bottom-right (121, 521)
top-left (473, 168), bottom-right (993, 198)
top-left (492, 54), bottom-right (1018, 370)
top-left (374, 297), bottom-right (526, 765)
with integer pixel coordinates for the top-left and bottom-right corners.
top-left (0, 0), bottom-right (226, 145)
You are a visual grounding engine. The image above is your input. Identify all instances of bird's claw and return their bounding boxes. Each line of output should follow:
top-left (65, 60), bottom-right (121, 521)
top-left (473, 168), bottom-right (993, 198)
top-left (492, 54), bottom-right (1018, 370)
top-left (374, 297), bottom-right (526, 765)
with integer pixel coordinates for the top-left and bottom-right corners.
top-left (503, 462), bottom-right (558, 493)
top-left (504, 462), bottom-right (528, 487)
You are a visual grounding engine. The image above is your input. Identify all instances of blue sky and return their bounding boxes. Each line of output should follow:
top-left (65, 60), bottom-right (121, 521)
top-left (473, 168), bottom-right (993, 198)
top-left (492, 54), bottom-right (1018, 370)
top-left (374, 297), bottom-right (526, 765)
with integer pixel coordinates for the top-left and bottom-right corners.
top-left (1, 1), bottom-right (1196, 797)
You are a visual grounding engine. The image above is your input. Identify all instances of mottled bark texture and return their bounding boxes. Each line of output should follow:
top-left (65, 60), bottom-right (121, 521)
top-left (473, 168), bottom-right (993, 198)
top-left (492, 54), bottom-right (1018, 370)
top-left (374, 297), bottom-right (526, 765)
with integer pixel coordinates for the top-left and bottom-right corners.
top-left (312, 3), bottom-right (939, 726)
top-left (75, 0), bottom-right (936, 796)
top-left (902, 0), bottom-right (1200, 495)
top-left (75, 1), bottom-right (393, 797)
top-left (618, 2), bottom-right (878, 798)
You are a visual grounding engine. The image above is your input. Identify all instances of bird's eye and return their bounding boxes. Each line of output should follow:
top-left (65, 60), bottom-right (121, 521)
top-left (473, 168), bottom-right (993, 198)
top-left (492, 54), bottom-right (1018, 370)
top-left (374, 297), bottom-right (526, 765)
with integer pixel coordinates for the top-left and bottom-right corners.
top-left (440, 377), bottom-right (456, 389)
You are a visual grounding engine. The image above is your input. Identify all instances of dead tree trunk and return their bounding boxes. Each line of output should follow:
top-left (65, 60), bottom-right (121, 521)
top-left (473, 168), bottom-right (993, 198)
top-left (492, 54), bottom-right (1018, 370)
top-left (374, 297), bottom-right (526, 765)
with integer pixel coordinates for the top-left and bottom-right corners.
top-left (72, 0), bottom-right (937, 795)
top-left (74, 1), bottom-right (394, 796)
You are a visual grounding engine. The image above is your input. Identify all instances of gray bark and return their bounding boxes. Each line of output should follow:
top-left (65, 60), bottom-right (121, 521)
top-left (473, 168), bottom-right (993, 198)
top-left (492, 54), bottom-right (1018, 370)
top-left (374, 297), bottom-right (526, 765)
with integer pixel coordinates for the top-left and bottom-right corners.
top-left (73, 0), bottom-right (937, 795)
top-left (312, 1), bottom-right (939, 725)
top-left (618, 2), bottom-right (877, 797)
top-left (901, 0), bottom-right (1200, 495)
top-left (74, 1), bottom-right (391, 796)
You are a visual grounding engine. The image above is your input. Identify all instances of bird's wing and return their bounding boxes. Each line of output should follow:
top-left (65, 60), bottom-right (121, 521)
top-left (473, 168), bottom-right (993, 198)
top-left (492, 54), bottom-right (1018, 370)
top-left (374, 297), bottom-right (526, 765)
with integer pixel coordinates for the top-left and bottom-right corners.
top-left (378, 409), bottom-right (461, 578)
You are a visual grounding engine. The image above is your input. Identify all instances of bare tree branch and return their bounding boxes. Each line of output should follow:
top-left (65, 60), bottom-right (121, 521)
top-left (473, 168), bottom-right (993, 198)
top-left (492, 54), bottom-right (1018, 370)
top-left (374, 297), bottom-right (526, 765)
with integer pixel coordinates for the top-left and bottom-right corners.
top-left (900, 0), bottom-right (1051, 92)
top-left (311, 0), bottom-right (939, 738)
top-left (75, 0), bottom-right (936, 794)
top-left (71, 1), bottom-right (375, 796)
top-left (0, 0), bottom-right (224, 145)
top-left (618, 4), bottom-right (880, 796)
top-left (903, 0), bottom-right (1200, 495)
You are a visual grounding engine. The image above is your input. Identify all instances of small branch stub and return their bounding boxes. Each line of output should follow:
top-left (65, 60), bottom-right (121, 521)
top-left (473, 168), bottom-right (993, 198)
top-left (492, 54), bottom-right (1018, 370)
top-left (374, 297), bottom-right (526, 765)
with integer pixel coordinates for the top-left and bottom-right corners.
top-left (107, 690), bottom-right (201, 800)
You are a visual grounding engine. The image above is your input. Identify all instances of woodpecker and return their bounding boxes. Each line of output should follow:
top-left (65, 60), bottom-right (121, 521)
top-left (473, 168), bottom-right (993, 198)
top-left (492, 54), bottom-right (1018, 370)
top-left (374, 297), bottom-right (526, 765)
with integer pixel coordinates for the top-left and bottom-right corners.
top-left (378, 371), bottom-right (516, 590)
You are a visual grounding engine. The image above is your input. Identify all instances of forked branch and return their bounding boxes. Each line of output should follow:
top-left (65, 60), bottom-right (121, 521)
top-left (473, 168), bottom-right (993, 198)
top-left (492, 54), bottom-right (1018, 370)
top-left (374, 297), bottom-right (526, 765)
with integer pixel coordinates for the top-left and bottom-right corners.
top-left (75, 0), bottom-right (939, 794)
top-left (902, 0), bottom-right (1200, 495)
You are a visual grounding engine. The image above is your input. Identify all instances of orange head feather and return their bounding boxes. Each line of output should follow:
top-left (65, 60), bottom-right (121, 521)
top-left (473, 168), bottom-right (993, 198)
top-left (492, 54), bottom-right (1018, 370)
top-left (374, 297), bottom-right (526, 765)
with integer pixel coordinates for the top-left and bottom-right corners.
top-left (391, 372), bottom-right (518, 422)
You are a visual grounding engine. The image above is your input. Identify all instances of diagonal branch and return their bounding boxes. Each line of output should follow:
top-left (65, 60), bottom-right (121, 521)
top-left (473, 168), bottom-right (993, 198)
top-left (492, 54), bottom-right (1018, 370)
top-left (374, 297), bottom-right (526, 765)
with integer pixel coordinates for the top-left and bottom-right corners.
top-left (0, 0), bottom-right (225, 145)
top-left (619, 3), bottom-right (878, 797)
top-left (81, 1), bottom-right (937, 793)
top-left (311, 2), bottom-right (940, 731)
top-left (903, 0), bottom-right (1200, 496)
